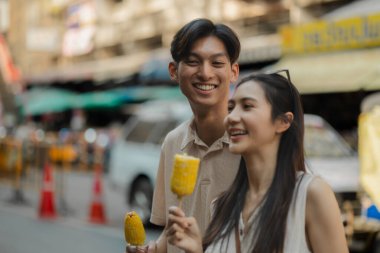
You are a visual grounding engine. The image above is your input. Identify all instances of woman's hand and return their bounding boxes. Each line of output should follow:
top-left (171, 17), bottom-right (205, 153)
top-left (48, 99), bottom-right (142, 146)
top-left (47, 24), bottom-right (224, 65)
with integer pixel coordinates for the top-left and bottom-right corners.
top-left (166, 206), bottom-right (203, 253)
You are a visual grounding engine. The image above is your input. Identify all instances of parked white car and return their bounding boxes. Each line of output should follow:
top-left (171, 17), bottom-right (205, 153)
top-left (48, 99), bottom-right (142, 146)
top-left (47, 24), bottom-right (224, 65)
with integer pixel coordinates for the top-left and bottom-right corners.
top-left (109, 100), bottom-right (361, 224)
top-left (304, 114), bottom-right (361, 212)
top-left (108, 100), bottom-right (192, 223)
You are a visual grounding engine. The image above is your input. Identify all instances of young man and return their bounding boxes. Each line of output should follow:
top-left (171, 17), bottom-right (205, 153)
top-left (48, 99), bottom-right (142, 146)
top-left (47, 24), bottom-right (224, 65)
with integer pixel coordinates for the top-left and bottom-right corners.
top-left (128, 18), bottom-right (241, 253)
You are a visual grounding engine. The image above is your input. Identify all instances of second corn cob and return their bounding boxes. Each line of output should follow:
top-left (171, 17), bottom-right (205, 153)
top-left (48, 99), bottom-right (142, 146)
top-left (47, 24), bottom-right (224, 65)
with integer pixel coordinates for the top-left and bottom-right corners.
top-left (124, 211), bottom-right (146, 246)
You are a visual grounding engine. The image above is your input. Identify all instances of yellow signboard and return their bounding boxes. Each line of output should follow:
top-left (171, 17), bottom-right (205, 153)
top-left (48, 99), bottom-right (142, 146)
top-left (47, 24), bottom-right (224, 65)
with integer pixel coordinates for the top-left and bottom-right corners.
top-left (281, 13), bottom-right (380, 54)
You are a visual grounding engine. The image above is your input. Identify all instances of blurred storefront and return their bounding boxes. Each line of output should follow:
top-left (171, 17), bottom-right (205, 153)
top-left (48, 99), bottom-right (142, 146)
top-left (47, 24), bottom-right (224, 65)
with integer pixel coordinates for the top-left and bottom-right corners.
top-left (271, 10), bottom-right (380, 94)
top-left (265, 0), bottom-right (380, 135)
top-left (12, 0), bottom-right (350, 86)
top-left (2, 0), bottom-right (359, 130)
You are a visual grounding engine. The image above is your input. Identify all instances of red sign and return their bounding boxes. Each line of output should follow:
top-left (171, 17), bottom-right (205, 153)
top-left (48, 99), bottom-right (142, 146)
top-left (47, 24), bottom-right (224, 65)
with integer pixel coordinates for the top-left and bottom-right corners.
top-left (0, 34), bottom-right (22, 85)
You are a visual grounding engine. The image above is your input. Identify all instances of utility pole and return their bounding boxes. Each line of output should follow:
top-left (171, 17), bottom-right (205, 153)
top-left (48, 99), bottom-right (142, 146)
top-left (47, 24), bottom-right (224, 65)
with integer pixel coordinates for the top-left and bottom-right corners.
top-left (0, 74), bottom-right (17, 131)
top-left (288, 0), bottom-right (314, 25)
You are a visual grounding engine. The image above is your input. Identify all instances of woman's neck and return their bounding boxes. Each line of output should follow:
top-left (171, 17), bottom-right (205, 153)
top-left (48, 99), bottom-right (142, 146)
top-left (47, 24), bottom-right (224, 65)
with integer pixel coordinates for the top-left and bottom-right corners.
top-left (244, 148), bottom-right (277, 194)
top-left (241, 147), bottom-right (278, 227)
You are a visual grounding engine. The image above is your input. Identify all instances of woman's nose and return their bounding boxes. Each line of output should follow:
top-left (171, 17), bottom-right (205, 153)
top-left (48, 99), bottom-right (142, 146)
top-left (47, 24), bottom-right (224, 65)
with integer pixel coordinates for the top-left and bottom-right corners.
top-left (226, 109), bottom-right (240, 124)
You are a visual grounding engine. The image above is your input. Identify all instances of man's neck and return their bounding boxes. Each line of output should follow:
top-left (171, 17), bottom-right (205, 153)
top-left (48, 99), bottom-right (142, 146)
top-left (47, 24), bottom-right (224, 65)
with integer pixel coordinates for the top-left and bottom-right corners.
top-left (193, 111), bottom-right (227, 147)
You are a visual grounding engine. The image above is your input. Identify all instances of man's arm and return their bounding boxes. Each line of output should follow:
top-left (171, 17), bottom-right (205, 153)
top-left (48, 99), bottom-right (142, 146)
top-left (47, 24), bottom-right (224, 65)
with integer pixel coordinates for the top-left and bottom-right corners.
top-left (150, 147), bottom-right (167, 226)
top-left (149, 147), bottom-right (168, 252)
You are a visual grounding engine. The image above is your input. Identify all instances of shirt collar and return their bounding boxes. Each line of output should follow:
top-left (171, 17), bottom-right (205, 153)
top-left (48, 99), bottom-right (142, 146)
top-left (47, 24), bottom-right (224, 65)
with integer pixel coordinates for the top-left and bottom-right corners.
top-left (180, 118), bottom-right (231, 151)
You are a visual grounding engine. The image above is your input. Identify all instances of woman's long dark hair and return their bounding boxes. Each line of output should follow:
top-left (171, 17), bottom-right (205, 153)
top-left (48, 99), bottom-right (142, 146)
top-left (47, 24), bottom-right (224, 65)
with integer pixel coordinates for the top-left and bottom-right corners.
top-left (203, 72), bottom-right (306, 253)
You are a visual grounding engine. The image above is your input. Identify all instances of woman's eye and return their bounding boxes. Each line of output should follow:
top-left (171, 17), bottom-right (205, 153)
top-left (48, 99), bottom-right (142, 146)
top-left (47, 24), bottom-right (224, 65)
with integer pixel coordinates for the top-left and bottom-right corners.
top-left (244, 104), bottom-right (253, 109)
top-left (227, 105), bottom-right (234, 113)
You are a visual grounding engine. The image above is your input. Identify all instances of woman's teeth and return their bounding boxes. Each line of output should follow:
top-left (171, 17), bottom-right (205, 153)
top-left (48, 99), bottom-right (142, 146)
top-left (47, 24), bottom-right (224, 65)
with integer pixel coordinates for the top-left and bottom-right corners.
top-left (230, 130), bottom-right (247, 136)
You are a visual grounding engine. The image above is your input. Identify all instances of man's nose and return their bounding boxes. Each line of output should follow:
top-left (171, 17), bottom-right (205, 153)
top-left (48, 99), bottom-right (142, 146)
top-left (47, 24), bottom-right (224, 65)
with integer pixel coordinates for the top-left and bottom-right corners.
top-left (197, 63), bottom-right (213, 80)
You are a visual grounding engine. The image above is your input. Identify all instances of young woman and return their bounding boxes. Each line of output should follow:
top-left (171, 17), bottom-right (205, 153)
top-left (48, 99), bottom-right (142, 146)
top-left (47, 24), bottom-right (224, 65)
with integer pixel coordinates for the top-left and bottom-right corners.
top-left (166, 70), bottom-right (349, 253)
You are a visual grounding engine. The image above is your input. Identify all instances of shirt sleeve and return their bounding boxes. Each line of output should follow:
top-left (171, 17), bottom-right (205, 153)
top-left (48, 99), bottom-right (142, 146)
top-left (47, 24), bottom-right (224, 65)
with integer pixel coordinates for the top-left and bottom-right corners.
top-left (150, 145), bottom-right (167, 226)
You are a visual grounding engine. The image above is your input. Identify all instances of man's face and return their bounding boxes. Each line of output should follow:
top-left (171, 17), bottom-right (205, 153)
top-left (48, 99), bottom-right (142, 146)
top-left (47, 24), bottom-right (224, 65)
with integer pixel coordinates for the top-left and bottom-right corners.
top-left (169, 36), bottom-right (239, 110)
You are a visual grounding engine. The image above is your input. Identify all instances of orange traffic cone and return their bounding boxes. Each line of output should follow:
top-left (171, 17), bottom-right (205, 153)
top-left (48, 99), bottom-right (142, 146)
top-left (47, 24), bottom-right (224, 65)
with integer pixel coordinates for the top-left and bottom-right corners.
top-left (38, 163), bottom-right (57, 219)
top-left (88, 165), bottom-right (107, 224)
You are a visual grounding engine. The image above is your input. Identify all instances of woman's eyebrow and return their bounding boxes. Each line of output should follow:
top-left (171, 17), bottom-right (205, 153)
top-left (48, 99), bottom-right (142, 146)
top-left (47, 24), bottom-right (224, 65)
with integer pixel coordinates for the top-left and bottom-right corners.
top-left (240, 97), bottom-right (257, 102)
top-left (229, 96), bottom-right (257, 104)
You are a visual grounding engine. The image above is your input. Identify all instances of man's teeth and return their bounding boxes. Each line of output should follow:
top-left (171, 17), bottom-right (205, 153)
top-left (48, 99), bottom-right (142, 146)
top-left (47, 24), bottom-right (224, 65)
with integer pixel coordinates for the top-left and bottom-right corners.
top-left (230, 130), bottom-right (247, 136)
top-left (195, 84), bottom-right (216, 91)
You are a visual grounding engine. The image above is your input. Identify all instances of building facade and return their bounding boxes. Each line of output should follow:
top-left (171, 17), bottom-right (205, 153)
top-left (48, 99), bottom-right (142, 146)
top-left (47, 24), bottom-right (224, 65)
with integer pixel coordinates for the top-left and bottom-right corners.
top-left (3, 0), bottom-right (353, 86)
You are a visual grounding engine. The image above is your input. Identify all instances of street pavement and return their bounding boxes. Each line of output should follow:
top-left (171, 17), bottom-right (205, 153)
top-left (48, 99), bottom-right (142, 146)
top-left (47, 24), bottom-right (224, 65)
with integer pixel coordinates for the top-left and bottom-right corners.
top-left (0, 170), bottom-right (162, 253)
top-left (0, 205), bottom-right (124, 253)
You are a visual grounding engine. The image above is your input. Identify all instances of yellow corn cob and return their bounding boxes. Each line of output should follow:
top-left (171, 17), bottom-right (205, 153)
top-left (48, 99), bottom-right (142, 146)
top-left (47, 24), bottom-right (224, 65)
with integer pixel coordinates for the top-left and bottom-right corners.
top-left (124, 211), bottom-right (146, 246)
top-left (170, 154), bottom-right (200, 198)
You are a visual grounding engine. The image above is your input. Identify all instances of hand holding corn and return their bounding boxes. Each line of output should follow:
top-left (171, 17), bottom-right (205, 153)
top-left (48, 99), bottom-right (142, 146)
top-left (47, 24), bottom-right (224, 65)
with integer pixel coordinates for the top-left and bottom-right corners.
top-left (124, 211), bottom-right (146, 249)
top-left (170, 154), bottom-right (200, 207)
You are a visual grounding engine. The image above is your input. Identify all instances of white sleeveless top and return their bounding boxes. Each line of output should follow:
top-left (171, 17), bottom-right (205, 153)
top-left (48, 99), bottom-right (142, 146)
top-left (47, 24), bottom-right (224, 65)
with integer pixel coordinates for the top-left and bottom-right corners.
top-left (205, 172), bottom-right (315, 253)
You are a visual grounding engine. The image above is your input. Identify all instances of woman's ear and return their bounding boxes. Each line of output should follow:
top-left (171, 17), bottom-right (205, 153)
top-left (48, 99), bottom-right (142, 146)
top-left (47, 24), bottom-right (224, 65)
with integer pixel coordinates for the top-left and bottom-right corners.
top-left (276, 112), bottom-right (294, 134)
top-left (168, 62), bottom-right (178, 81)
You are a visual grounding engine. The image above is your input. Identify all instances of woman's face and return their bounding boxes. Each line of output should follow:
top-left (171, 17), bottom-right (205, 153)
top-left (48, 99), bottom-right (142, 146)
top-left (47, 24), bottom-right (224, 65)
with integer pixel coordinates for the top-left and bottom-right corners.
top-left (224, 81), bottom-right (281, 155)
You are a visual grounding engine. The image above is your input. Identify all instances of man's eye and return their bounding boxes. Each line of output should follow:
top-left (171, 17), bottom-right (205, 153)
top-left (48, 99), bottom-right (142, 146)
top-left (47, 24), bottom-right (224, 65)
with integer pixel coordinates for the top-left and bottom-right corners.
top-left (185, 60), bottom-right (198, 65)
top-left (213, 61), bottom-right (225, 67)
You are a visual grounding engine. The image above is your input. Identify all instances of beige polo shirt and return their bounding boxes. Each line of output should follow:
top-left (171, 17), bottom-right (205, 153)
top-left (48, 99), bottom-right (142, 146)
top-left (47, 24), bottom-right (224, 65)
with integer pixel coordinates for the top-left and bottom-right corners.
top-left (150, 119), bottom-right (240, 253)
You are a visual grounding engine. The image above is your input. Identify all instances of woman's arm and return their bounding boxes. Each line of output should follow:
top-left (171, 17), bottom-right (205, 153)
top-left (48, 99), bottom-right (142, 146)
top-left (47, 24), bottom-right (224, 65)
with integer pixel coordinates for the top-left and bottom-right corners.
top-left (305, 177), bottom-right (349, 253)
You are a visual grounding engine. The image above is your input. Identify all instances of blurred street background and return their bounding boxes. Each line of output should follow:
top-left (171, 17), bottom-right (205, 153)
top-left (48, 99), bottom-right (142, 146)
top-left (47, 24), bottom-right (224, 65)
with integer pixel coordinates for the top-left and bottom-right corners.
top-left (1, 0), bottom-right (380, 252)
top-left (0, 170), bottom-right (162, 253)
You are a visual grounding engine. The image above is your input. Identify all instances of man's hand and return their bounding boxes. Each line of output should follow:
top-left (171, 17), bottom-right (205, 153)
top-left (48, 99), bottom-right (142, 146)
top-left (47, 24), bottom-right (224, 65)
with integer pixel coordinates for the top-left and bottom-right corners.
top-left (126, 241), bottom-right (156, 253)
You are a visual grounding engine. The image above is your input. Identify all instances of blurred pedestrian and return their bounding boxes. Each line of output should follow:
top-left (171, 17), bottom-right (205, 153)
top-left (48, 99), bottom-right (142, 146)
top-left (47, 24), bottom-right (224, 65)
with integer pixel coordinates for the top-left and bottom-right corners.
top-left (166, 71), bottom-right (349, 253)
top-left (126, 18), bottom-right (241, 253)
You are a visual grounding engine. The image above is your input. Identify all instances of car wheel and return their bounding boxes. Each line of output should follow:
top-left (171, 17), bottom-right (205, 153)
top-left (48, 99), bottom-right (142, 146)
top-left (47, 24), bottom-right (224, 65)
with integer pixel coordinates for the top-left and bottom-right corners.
top-left (129, 178), bottom-right (153, 225)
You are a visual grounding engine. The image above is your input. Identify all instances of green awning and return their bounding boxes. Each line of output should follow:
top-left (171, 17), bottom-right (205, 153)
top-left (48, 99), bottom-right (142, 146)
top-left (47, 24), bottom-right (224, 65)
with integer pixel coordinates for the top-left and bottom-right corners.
top-left (21, 88), bottom-right (77, 115)
top-left (21, 86), bottom-right (185, 115)
top-left (77, 90), bottom-right (125, 109)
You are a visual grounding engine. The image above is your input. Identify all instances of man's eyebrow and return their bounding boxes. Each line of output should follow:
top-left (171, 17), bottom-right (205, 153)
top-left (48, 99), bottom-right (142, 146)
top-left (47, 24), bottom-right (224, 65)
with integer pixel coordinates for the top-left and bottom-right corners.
top-left (187, 52), bottom-right (228, 58)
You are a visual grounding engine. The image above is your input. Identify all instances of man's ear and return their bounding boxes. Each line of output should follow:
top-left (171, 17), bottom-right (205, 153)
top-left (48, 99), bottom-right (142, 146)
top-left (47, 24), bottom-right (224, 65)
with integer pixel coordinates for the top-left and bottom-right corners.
top-left (168, 62), bottom-right (178, 81)
top-left (276, 112), bottom-right (294, 134)
top-left (230, 63), bottom-right (239, 83)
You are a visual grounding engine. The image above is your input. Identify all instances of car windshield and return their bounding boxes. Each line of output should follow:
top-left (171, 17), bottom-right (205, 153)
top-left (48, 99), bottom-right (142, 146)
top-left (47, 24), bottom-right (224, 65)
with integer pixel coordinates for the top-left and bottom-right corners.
top-left (126, 119), bottom-right (178, 145)
top-left (304, 124), bottom-right (353, 158)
